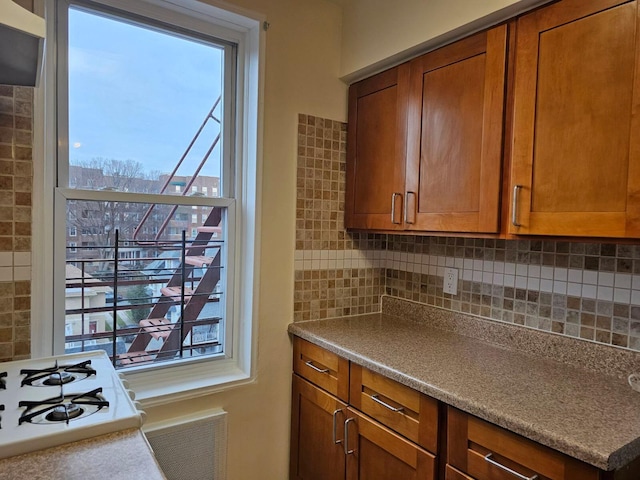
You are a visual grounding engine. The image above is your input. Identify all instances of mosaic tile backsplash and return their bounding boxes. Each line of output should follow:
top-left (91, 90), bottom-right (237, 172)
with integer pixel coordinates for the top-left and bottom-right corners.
top-left (0, 85), bottom-right (33, 361)
top-left (294, 114), bottom-right (385, 320)
top-left (294, 114), bottom-right (640, 353)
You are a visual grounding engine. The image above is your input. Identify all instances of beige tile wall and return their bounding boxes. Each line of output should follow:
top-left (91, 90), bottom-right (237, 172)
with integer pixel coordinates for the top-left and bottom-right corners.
top-left (294, 114), bottom-right (640, 353)
top-left (0, 85), bottom-right (33, 361)
top-left (294, 114), bottom-right (385, 321)
top-left (385, 236), bottom-right (640, 350)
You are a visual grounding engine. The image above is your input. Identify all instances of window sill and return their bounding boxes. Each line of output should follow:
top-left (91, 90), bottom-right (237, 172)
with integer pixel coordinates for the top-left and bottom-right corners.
top-left (123, 358), bottom-right (253, 408)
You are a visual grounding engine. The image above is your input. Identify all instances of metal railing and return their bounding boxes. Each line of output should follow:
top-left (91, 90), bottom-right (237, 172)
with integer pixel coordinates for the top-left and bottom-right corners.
top-left (133, 95), bottom-right (222, 242)
top-left (65, 230), bottom-right (223, 366)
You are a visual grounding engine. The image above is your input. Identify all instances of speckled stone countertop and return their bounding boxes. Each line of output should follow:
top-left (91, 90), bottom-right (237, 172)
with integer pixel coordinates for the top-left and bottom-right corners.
top-left (0, 428), bottom-right (167, 480)
top-left (288, 297), bottom-right (640, 472)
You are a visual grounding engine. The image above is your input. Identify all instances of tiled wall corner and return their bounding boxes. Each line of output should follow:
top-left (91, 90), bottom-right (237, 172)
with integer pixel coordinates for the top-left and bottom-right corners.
top-left (294, 114), bottom-right (385, 321)
top-left (294, 113), bottom-right (640, 353)
top-left (0, 85), bottom-right (33, 361)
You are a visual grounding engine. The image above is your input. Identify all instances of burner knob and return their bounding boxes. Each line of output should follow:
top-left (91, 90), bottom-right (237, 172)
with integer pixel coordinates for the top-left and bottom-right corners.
top-left (134, 401), bottom-right (147, 424)
top-left (117, 373), bottom-right (130, 389)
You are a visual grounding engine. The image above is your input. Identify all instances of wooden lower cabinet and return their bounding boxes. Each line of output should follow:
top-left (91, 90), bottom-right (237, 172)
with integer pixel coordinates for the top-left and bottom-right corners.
top-left (291, 373), bottom-right (436, 480)
top-left (447, 406), bottom-right (602, 480)
top-left (345, 408), bottom-right (436, 480)
top-left (291, 338), bottom-right (640, 480)
top-left (290, 375), bottom-right (347, 480)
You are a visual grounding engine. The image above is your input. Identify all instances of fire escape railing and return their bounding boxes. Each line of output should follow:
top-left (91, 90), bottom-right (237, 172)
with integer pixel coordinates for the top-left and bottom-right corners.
top-left (133, 94), bottom-right (222, 243)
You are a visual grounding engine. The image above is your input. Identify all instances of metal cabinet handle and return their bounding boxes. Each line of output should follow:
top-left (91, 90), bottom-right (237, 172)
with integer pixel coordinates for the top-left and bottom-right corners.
top-left (344, 417), bottom-right (356, 455)
top-left (485, 453), bottom-right (538, 480)
top-left (332, 409), bottom-right (343, 445)
top-left (304, 360), bottom-right (329, 374)
top-left (512, 185), bottom-right (522, 227)
top-left (404, 191), bottom-right (415, 224)
top-left (391, 193), bottom-right (402, 225)
top-left (371, 394), bottom-right (404, 413)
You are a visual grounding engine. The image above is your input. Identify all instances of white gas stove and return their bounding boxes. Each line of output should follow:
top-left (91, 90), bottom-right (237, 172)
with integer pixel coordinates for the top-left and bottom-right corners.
top-left (0, 350), bottom-right (144, 460)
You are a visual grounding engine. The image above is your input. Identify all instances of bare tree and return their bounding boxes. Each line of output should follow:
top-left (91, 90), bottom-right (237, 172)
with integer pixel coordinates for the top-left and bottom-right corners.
top-left (67, 159), bottom-right (168, 269)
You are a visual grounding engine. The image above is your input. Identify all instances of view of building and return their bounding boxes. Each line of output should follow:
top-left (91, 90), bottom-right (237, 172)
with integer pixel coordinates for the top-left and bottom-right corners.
top-left (66, 163), bottom-right (221, 271)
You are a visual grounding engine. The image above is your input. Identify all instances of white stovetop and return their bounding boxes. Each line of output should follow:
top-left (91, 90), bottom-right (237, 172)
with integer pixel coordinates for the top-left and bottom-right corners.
top-left (0, 350), bottom-right (143, 460)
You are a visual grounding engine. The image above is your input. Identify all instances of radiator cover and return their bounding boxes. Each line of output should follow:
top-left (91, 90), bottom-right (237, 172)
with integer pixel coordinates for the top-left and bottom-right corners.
top-left (144, 409), bottom-right (227, 480)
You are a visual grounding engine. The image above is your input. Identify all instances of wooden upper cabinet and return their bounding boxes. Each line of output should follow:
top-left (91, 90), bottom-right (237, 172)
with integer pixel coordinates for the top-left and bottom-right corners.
top-left (345, 64), bottom-right (410, 230)
top-left (406, 25), bottom-right (508, 233)
top-left (509, 0), bottom-right (640, 237)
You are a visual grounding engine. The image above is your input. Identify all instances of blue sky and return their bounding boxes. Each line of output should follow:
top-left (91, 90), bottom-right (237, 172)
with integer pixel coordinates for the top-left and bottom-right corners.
top-left (68, 7), bottom-right (224, 179)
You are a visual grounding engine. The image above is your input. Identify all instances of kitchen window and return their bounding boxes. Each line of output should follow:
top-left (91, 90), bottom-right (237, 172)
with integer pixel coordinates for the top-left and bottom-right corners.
top-left (34, 0), bottom-right (262, 402)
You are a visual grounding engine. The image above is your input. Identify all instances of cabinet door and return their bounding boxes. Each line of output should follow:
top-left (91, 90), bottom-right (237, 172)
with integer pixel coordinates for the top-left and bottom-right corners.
top-left (405, 25), bottom-right (507, 233)
top-left (291, 375), bottom-right (347, 480)
top-left (344, 407), bottom-right (436, 480)
top-left (345, 63), bottom-right (410, 230)
top-left (509, 0), bottom-right (640, 237)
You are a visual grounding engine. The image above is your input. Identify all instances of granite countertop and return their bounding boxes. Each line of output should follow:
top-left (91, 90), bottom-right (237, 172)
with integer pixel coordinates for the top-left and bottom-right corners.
top-left (288, 298), bottom-right (640, 472)
top-left (0, 428), bottom-right (167, 480)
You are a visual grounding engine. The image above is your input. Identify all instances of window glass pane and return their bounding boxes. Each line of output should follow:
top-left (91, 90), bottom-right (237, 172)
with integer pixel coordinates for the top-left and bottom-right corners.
top-left (67, 7), bottom-right (224, 196)
top-left (65, 199), bottom-right (226, 366)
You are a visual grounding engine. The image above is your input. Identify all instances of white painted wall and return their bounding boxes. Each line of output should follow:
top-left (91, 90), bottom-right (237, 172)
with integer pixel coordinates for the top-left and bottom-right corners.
top-left (144, 1), bottom-right (346, 479)
top-left (339, 0), bottom-right (550, 81)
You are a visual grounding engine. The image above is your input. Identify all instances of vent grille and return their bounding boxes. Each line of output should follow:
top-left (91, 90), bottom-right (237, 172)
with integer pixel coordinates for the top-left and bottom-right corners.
top-left (144, 409), bottom-right (227, 480)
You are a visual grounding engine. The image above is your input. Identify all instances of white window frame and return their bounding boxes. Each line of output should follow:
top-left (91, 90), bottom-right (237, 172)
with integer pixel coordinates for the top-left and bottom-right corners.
top-left (32, 0), bottom-right (264, 406)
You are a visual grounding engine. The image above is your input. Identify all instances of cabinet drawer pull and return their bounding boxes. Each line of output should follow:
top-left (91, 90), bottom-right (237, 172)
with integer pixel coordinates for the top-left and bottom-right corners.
top-left (304, 360), bottom-right (329, 374)
top-left (484, 453), bottom-right (538, 480)
top-left (344, 417), bottom-right (356, 455)
top-left (391, 193), bottom-right (402, 224)
top-left (512, 185), bottom-right (522, 227)
top-left (332, 409), bottom-right (343, 445)
top-left (371, 394), bottom-right (404, 413)
top-left (404, 191), bottom-right (416, 224)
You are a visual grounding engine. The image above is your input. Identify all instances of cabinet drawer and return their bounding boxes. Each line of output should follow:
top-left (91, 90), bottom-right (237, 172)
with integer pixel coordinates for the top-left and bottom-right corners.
top-left (349, 364), bottom-right (439, 453)
top-left (447, 407), bottom-right (599, 480)
top-left (293, 337), bottom-right (349, 401)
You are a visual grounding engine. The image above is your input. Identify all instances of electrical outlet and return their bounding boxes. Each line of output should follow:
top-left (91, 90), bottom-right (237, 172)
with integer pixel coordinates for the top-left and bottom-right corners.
top-left (443, 267), bottom-right (458, 295)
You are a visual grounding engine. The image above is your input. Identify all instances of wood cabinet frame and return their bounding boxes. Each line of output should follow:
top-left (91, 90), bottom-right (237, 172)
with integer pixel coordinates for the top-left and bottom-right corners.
top-left (291, 337), bottom-right (640, 480)
top-left (508, 0), bottom-right (640, 238)
top-left (406, 25), bottom-right (508, 233)
top-left (345, 0), bottom-right (640, 240)
top-left (345, 64), bottom-right (410, 231)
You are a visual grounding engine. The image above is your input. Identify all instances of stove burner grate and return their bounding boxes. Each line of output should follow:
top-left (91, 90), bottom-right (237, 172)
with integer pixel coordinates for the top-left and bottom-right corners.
top-left (0, 372), bottom-right (5, 390)
top-left (18, 387), bottom-right (108, 425)
top-left (46, 403), bottom-right (83, 422)
top-left (20, 360), bottom-right (96, 387)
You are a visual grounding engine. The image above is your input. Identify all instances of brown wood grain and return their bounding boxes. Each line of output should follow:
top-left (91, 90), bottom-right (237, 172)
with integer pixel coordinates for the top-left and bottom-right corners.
top-left (406, 25), bottom-right (507, 233)
top-left (509, 0), bottom-right (640, 237)
top-left (291, 375), bottom-right (348, 480)
top-left (349, 364), bottom-right (439, 453)
top-left (345, 64), bottom-right (410, 230)
top-left (293, 337), bottom-right (349, 401)
top-left (448, 406), bottom-right (601, 480)
top-left (445, 464), bottom-right (475, 480)
top-left (345, 407), bottom-right (436, 480)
